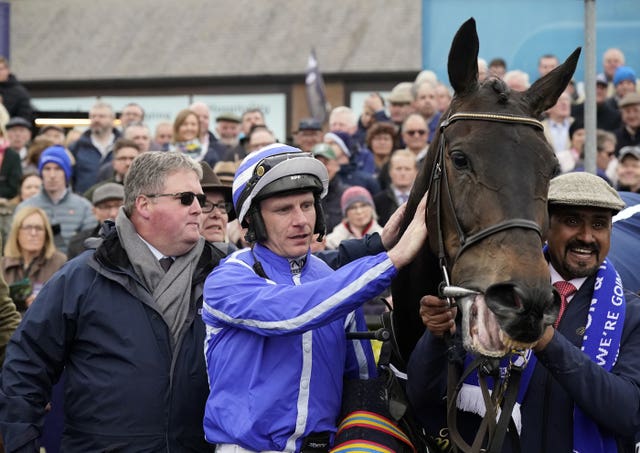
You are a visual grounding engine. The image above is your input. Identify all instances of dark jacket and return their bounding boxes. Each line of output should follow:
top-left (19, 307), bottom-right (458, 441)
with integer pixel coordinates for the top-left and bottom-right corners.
top-left (322, 176), bottom-right (349, 233)
top-left (571, 102), bottom-right (621, 133)
top-left (0, 148), bottom-right (22, 199)
top-left (373, 186), bottom-right (400, 227)
top-left (614, 125), bottom-right (640, 155)
top-left (0, 224), bottom-right (225, 452)
top-left (337, 163), bottom-right (380, 196)
top-left (66, 224), bottom-right (101, 260)
top-left (69, 129), bottom-right (121, 194)
top-left (0, 74), bottom-right (33, 120)
top-left (201, 131), bottom-right (222, 167)
top-left (406, 273), bottom-right (640, 453)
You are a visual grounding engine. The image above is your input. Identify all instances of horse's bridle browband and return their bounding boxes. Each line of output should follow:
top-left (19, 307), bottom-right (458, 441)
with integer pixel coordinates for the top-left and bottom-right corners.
top-left (430, 111), bottom-right (544, 299)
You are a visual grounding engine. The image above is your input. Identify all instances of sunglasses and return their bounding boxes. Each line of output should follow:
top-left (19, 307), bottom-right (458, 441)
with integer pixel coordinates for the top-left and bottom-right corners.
top-left (146, 191), bottom-right (208, 209)
top-left (405, 129), bottom-right (427, 137)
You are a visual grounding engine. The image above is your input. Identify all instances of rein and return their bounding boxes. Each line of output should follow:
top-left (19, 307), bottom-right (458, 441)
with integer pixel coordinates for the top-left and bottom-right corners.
top-left (429, 111), bottom-right (543, 453)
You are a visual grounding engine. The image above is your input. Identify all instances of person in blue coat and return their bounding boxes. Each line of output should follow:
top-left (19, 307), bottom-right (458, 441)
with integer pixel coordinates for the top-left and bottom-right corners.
top-left (202, 143), bottom-right (428, 452)
top-left (0, 151), bottom-right (227, 452)
top-left (407, 172), bottom-right (640, 453)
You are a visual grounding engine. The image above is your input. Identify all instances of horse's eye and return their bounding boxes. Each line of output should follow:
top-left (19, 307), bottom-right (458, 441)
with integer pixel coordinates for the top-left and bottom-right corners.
top-left (450, 151), bottom-right (469, 170)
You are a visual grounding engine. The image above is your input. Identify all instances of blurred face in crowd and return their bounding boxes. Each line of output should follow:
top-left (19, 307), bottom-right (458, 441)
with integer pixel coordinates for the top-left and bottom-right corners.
top-left (388, 102), bottom-right (413, 125)
top-left (315, 155), bottom-right (340, 181)
top-left (120, 104), bottom-right (144, 127)
top-left (435, 84), bottom-right (452, 113)
top-left (346, 201), bottom-right (374, 231)
top-left (200, 191), bottom-right (229, 243)
top-left (154, 122), bottom-right (173, 146)
top-left (90, 105), bottom-right (115, 136)
top-left (0, 60), bottom-right (9, 82)
top-left (413, 82), bottom-right (437, 119)
top-left (93, 198), bottom-right (123, 223)
top-left (596, 83), bottom-right (608, 104)
top-left (615, 80), bottom-right (636, 99)
top-left (547, 206), bottom-right (612, 280)
top-left (247, 128), bottom-right (276, 153)
top-left (546, 92), bottom-right (571, 121)
top-left (621, 103), bottom-right (640, 129)
top-left (596, 139), bottom-right (616, 171)
top-left (7, 126), bottom-right (32, 149)
top-left (41, 163), bottom-right (67, 194)
top-left (112, 146), bottom-right (140, 178)
top-left (294, 129), bottom-right (323, 152)
top-left (538, 56), bottom-right (559, 77)
top-left (571, 128), bottom-right (586, 152)
top-left (124, 124), bottom-right (151, 152)
top-left (329, 111), bottom-right (357, 135)
top-left (241, 111), bottom-right (265, 135)
top-left (41, 128), bottom-right (65, 146)
top-left (389, 154), bottom-right (417, 192)
top-left (18, 212), bottom-right (47, 256)
top-left (260, 192), bottom-right (316, 259)
top-left (216, 120), bottom-right (240, 143)
top-left (190, 103), bottom-right (211, 136)
top-left (360, 104), bottom-right (375, 129)
top-left (369, 132), bottom-right (394, 160)
top-left (20, 174), bottom-right (42, 201)
top-left (177, 113), bottom-right (200, 142)
top-left (402, 115), bottom-right (429, 153)
top-left (603, 49), bottom-right (624, 79)
top-left (617, 155), bottom-right (640, 192)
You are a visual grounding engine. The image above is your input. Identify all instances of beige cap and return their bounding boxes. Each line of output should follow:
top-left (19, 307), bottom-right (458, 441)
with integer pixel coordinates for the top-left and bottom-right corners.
top-left (548, 172), bottom-right (625, 213)
top-left (387, 82), bottom-right (414, 104)
top-left (619, 92), bottom-right (640, 108)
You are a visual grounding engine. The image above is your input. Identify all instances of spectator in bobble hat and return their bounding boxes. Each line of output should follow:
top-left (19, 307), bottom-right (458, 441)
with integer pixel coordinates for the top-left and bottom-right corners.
top-left (325, 185), bottom-right (383, 250)
top-left (605, 66), bottom-right (637, 111)
top-left (15, 146), bottom-right (97, 255)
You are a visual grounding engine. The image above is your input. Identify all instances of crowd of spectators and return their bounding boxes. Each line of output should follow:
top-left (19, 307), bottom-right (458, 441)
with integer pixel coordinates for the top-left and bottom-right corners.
top-left (0, 45), bottom-right (638, 452)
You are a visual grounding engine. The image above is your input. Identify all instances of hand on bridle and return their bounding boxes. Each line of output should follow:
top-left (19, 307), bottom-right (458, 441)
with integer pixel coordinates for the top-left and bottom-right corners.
top-left (419, 295), bottom-right (457, 337)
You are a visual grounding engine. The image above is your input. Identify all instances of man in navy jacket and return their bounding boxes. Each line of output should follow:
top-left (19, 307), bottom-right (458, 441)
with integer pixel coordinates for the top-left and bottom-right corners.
top-left (0, 151), bottom-right (226, 452)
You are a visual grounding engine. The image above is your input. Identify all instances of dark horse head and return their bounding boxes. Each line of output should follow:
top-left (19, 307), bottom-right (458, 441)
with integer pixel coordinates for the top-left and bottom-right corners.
top-left (392, 18), bottom-right (580, 359)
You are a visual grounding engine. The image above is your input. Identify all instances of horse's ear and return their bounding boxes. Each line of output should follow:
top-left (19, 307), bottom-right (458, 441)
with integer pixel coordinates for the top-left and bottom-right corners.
top-left (524, 47), bottom-right (581, 117)
top-left (448, 18), bottom-right (480, 95)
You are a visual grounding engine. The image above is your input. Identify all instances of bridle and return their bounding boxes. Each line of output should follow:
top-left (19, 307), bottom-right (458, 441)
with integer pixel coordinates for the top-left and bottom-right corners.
top-left (427, 111), bottom-right (545, 453)
top-left (428, 112), bottom-right (545, 303)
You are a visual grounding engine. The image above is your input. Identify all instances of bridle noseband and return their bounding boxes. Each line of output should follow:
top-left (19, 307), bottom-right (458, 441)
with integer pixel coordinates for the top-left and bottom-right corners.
top-left (429, 112), bottom-right (545, 302)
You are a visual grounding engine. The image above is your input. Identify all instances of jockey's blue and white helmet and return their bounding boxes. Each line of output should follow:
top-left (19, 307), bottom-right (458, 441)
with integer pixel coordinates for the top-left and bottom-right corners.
top-left (232, 143), bottom-right (329, 227)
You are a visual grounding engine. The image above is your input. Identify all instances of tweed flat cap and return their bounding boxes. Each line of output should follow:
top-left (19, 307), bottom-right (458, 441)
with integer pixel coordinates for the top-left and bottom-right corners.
top-left (548, 172), bottom-right (625, 213)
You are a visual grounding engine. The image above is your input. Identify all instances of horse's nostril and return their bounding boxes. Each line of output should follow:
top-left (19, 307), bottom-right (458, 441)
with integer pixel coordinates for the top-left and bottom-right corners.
top-left (485, 283), bottom-right (522, 311)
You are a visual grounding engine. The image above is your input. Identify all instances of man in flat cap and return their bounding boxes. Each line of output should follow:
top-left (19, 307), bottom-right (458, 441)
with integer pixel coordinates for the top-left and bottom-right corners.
top-left (409, 171), bottom-right (640, 452)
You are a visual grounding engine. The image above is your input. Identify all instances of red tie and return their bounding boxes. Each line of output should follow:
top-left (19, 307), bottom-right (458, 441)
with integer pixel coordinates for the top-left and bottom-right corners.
top-left (553, 281), bottom-right (577, 328)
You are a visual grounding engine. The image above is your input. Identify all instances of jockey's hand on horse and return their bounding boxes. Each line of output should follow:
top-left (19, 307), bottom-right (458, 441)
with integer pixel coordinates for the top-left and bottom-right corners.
top-left (381, 200), bottom-right (407, 250)
top-left (387, 193), bottom-right (428, 269)
top-left (420, 295), bottom-right (457, 337)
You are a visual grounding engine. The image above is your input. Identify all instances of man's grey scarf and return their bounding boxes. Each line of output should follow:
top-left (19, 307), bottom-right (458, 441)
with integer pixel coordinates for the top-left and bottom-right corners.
top-left (116, 210), bottom-right (204, 347)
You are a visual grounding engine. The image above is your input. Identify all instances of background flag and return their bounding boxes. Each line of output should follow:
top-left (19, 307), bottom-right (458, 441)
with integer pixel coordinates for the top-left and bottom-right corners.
top-left (305, 48), bottom-right (329, 124)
